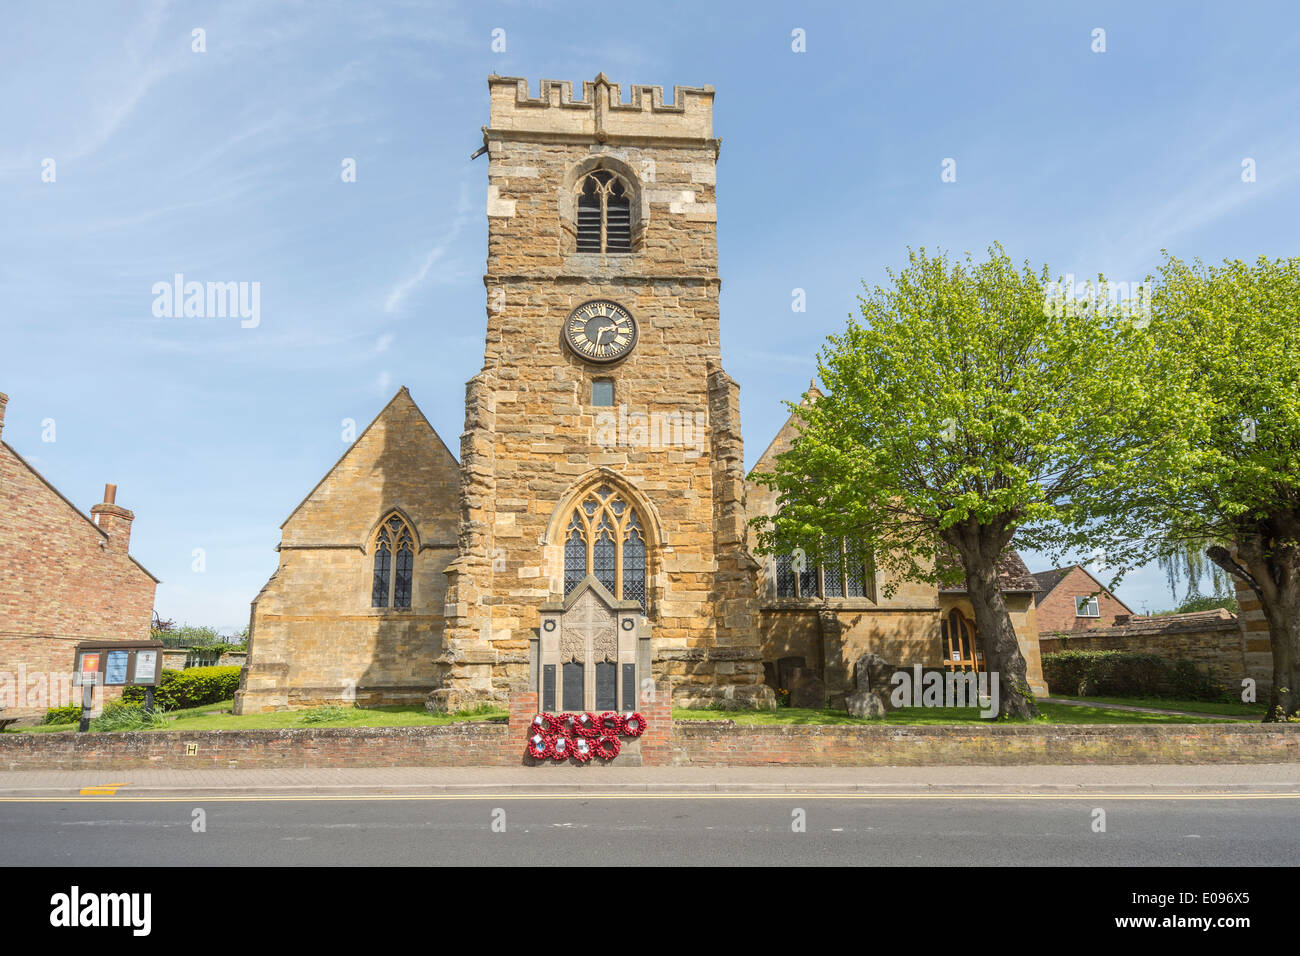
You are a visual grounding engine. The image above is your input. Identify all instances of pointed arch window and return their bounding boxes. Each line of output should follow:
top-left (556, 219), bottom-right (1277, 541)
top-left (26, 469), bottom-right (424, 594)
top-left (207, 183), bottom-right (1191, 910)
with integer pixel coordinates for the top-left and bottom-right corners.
top-left (575, 170), bottom-right (632, 253)
top-left (372, 513), bottom-right (415, 609)
top-left (941, 609), bottom-right (985, 672)
top-left (561, 484), bottom-right (648, 609)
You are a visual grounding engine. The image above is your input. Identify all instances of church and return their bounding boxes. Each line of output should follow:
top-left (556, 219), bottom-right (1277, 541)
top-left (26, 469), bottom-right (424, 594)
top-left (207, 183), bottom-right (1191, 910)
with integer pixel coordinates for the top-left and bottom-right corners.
top-left (233, 75), bottom-right (1047, 715)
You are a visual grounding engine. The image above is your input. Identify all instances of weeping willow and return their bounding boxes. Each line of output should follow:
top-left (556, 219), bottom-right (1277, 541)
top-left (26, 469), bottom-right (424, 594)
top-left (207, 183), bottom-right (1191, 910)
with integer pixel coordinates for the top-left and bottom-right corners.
top-left (1155, 539), bottom-right (1235, 601)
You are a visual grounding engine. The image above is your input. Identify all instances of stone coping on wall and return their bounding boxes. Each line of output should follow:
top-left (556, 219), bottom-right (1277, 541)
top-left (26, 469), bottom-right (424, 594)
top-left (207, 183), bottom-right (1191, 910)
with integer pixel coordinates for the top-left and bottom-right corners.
top-left (2, 719), bottom-right (1296, 770)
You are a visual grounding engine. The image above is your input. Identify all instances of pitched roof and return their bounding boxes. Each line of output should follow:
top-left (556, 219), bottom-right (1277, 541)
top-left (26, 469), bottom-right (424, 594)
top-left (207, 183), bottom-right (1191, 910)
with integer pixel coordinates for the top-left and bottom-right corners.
top-left (748, 382), bottom-right (821, 479)
top-left (939, 550), bottom-right (1040, 594)
top-left (1029, 564), bottom-right (1135, 614)
top-left (0, 440), bottom-right (159, 583)
top-left (278, 386), bottom-right (456, 530)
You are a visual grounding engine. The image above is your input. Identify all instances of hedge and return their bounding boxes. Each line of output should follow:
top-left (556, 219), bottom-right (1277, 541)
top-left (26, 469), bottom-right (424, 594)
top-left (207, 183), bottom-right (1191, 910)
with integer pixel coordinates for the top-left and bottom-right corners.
top-left (121, 666), bottom-right (241, 710)
top-left (1042, 650), bottom-right (1228, 701)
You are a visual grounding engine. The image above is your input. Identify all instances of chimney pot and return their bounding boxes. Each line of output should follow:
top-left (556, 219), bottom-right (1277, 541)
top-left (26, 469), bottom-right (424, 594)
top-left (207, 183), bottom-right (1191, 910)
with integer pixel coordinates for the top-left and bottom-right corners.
top-left (90, 484), bottom-right (135, 554)
top-left (0, 392), bottom-right (8, 440)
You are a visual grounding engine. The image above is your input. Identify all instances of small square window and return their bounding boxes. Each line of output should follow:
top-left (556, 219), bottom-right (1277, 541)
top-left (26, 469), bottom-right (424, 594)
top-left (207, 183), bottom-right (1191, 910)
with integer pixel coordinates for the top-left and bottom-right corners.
top-left (1075, 596), bottom-right (1100, 617)
top-left (592, 379), bottom-right (614, 406)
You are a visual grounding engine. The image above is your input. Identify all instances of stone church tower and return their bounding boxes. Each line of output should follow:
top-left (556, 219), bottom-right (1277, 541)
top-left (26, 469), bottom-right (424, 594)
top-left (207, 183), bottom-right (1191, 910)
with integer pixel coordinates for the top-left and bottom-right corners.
top-left (430, 74), bottom-right (773, 711)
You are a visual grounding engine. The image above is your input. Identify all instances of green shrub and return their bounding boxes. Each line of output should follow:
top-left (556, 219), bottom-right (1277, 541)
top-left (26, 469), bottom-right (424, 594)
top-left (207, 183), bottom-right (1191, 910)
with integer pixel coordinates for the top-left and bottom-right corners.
top-left (89, 700), bottom-right (169, 732)
top-left (121, 669), bottom-right (181, 704)
top-left (121, 666), bottom-right (240, 709)
top-left (1043, 650), bottom-right (1229, 701)
top-left (41, 705), bottom-right (82, 725)
top-left (1167, 659), bottom-right (1229, 702)
top-left (297, 705), bottom-right (353, 724)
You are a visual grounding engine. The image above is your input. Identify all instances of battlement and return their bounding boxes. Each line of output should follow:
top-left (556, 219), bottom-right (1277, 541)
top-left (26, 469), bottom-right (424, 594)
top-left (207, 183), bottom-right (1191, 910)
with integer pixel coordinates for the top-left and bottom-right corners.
top-left (487, 73), bottom-right (714, 142)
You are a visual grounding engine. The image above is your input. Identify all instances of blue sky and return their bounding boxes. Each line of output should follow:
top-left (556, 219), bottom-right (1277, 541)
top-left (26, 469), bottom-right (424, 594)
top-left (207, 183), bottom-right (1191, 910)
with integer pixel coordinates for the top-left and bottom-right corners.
top-left (3, 1), bottom-right (1298, 629)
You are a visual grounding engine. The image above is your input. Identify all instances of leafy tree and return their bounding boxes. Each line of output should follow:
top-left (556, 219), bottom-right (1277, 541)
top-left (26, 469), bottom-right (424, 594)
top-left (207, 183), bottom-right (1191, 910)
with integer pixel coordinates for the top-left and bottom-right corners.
top-left (1151, 592), bottom-right (1239, 616)
top-left (1139, 255), bottom-right (1300, 719)
top-left (751, 246), bottom-right (1161, 718)
top-left (1155, 540), bottom-right (1234, 602)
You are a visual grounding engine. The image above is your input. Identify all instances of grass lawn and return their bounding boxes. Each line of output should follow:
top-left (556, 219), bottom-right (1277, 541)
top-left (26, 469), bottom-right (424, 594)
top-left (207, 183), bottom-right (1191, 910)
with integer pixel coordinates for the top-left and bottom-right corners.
top-left (1048, 695), bottom-right (1265, 717)
top-left (673, 703), bottom-right (1229, 725)
top-left (11, 701), bottom-right (508, 733)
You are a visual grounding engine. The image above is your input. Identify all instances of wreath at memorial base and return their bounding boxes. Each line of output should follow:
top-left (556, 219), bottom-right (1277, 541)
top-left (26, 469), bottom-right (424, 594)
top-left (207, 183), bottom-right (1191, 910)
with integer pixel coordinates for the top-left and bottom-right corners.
top-left (525, 710), bottom-right (647, 762)
top-left (620, 711), bottom-right (646, 737)
top-left (531, 713), bottom-right (560, 736)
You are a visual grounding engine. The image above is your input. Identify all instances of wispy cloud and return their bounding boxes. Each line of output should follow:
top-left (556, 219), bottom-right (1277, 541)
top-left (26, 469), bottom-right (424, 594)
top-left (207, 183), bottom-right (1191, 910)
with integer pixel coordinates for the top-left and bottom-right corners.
top-left (383, 183), bottom-right (473, 314)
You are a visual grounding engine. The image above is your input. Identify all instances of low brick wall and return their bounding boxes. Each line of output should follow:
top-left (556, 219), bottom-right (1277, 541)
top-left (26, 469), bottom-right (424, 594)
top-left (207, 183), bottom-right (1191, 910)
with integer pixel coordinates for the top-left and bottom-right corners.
top-left (3, 718), bottom-right (1296, 769)
top-left (0, 723), bottom-right (514, 771)
top-left (670, 721), bottom-right (1300, 766)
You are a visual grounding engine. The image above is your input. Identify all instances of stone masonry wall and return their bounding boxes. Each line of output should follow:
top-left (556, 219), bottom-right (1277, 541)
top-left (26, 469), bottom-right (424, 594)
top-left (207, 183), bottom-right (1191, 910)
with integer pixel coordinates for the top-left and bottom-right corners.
top-left (1039, 609), bottom-right (1268, 696)
top-left (235, 389), bottom-right (460, 712)
top-left (435, 76), bottom-right (769, 710)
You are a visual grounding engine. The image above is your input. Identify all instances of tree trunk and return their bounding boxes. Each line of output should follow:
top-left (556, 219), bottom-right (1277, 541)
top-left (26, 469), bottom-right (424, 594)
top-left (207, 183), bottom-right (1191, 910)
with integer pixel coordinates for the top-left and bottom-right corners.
top-left (949, 529), bottom-right (1039, 720)
top-left (1208, 534), bottom-right (1300, 721)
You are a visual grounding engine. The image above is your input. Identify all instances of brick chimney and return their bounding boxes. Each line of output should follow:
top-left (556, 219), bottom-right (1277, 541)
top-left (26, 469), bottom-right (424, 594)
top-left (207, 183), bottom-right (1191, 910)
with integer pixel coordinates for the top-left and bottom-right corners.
top-left (0, 392), bottom-right (8, 440)
top-left (90, 483), bottom-right (135, 553)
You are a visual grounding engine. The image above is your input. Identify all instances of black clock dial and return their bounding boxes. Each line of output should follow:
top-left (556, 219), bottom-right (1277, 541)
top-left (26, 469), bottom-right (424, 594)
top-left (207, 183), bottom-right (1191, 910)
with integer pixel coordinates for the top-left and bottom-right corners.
top-left (563, 300), bottom-right (637, 363)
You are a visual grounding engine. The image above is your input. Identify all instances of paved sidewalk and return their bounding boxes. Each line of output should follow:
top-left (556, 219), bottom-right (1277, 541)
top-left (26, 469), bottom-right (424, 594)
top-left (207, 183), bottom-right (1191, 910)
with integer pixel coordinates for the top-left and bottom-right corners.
top-left (1, 763), bottom-right (1297, 799)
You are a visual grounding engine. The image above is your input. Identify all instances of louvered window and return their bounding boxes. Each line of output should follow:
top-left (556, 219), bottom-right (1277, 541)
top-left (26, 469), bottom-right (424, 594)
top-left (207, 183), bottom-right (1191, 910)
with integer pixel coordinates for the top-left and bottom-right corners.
top-left (575, 170), bottom-right (632, 253)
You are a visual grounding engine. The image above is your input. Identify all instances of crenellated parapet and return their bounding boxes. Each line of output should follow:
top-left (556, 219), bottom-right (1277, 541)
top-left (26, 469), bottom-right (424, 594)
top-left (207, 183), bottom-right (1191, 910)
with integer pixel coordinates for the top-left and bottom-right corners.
top-left (487, 73), bottom-right (715, 144)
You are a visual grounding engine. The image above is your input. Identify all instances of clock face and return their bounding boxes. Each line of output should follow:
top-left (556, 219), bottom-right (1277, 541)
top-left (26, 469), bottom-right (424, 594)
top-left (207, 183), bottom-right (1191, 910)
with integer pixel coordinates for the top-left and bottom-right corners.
top-left (563, 300), bottom-right (637, 363)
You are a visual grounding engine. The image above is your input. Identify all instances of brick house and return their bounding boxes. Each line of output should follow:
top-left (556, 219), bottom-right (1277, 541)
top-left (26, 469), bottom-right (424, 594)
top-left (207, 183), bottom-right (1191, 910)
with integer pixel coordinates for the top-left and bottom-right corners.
top-left (0, 391), bottom-right (158, 719)
top-left (1030, 564), bottom-right (1134, 634)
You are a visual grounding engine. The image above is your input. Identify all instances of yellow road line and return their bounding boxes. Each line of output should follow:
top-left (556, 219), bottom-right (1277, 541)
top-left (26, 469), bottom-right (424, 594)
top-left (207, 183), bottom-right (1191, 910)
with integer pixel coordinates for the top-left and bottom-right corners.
top-left (3, 790), bottom-right (1299, 803)
top-left (76, 782), bottom-right (131, 796)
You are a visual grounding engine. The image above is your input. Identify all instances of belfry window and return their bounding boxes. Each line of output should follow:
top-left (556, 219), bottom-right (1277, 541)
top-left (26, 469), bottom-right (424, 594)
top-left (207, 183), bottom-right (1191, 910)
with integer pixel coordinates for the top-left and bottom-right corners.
top-left (561, 484), bottom-right (647, 610)
top-left (576, 170), bottom-right (632, 253)
top-left (372, 513), bottom-right (415, 608)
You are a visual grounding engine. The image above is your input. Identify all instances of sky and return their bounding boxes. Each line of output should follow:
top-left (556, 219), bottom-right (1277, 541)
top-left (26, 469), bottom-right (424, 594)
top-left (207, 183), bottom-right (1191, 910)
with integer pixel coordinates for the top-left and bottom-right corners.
top-left (3, 0), bottom-right (1298, 629)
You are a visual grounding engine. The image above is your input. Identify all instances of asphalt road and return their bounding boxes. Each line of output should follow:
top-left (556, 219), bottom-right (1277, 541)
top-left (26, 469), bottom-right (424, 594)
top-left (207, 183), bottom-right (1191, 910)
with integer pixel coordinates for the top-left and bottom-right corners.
top-left (2, 795), bottom-right (1296, 866)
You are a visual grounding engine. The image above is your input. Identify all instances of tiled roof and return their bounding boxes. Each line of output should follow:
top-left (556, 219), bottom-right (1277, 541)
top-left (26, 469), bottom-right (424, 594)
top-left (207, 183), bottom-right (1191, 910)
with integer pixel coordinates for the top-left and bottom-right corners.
top-left (939, 550), bottom-right (1041, 594)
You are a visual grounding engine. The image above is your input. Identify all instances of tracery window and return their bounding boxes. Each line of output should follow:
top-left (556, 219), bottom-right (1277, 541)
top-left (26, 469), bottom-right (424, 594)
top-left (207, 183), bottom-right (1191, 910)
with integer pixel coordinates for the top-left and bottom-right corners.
top-left (372, 513), bottom-right (414, 608)
top-left (561, 484), bottom-right (647, 609)
top-left (775, 538), bottom-right (875, 601)
top-left (575, 170), bottom-right (632, 253)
